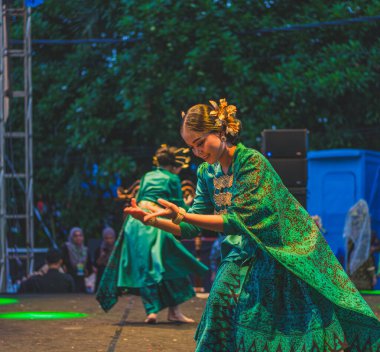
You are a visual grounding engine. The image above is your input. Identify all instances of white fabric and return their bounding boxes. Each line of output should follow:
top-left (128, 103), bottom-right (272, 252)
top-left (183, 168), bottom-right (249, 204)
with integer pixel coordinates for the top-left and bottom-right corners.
top-left (343, 199), bottom-right (371, 274)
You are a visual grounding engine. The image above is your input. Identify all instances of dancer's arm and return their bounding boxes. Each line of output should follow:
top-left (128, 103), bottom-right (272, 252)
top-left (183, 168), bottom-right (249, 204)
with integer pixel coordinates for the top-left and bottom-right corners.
top-left (124, 198), bottom-right (224, 237)
top-left (123, 199), bottom-right (183, 237)
top-left (147, 213), bottom-right (224, 237)
top-left (144, 199), bottom-right (224, 233)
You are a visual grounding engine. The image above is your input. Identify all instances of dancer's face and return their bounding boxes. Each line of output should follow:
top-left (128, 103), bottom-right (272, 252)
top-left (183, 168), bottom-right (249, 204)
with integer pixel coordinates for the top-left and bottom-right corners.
top-left (181, 128), bottom-right (224, 165)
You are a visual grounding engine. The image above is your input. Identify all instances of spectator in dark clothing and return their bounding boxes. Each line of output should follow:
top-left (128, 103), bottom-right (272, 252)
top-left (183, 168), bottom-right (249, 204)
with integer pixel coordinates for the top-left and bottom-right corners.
top-left (19, 248), bottom-right (75, 293)
top-left (94, 227), bottom-right (116, 291)
top-left (61, 227), bottom-right (93, 293)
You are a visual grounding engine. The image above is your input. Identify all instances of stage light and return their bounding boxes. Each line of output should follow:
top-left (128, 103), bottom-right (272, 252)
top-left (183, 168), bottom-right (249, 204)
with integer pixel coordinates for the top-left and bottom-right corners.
top-left (0, 312), bottom-right (88, 320)
top-left (0, 297), bottom-right (19, 305)
top-left (360, 290), bottom-right (380, 295)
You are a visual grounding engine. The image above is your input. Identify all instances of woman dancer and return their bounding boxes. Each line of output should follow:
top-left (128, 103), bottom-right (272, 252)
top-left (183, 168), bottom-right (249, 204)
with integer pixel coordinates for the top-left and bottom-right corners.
top-left (126, 99), bottom-right (380, 350)
top-left (97, 145), bottom-right (208, 324)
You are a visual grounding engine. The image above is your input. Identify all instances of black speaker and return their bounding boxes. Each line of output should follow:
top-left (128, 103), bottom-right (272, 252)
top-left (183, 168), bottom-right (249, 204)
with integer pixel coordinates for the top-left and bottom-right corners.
top-left (261, 129), bottom-right (308, 209)
top-left (262, 129), bottom-right (308, 158)
top-left (288, 187), bottom-right (307, 208)
top-left (268, 159), bottom-right (307, 187)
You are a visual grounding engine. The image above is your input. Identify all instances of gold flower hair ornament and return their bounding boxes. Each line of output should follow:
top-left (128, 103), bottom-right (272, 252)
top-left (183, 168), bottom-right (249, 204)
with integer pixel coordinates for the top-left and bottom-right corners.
top-left (209, 98), bottom-right (240, 136)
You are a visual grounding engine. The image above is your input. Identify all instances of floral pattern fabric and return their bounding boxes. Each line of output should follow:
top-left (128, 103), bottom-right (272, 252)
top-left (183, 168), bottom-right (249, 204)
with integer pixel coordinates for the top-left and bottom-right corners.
top-left (180, 143), bottom-right (380, 351)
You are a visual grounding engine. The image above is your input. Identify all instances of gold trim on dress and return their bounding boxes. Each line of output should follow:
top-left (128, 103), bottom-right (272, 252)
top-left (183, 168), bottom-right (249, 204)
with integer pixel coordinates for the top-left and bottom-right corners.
top-left (214, 192), bottom-right (232, 208)
top-left (213, 174), bottom-right (233, 189)
top-left (138, 200), bottom-right (158, 211)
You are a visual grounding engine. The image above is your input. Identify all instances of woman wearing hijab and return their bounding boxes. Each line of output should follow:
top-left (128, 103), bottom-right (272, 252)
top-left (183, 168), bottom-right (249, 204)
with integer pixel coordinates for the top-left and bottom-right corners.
top-left (344, 199), bottom-right (379, 290)
top-left (61, 227), bottom-right (93, 293)
top-left (94, 227), bottom-right (116, 291)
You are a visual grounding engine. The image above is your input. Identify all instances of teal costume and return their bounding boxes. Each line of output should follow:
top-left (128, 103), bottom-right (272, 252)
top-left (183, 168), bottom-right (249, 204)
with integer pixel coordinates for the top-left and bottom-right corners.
top-left (96, 168), bottom-right (208, 314)
top-left (180, 143), bottom-right (380, 351)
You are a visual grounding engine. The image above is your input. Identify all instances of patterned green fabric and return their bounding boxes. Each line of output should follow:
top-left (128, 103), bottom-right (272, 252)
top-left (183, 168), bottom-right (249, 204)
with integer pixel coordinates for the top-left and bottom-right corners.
top-left (96, 167), bottom-right (208, 312)
top-left (180, 143), bottom-right (380, 351)
top-left (140, 277), bottom-right (195, 314)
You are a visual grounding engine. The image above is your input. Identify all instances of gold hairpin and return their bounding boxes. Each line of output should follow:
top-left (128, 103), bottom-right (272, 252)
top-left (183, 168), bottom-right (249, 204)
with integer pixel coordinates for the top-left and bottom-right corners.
top-left (153, 146), bottom-right (191, 168)
top-left (209, 98), bottom-right (238, 136)
top-left (174, 147), bottom-right (191, 168)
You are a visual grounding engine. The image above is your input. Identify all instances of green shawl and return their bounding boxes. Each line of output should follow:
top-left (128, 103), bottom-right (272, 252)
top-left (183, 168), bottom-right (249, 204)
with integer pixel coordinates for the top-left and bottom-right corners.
top-left (181, 143), bottom-right (378, 322)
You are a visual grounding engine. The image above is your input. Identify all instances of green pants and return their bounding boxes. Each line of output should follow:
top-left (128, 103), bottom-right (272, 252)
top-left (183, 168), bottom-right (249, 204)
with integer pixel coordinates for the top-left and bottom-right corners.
top-left (140, 277), bottom-right (195, 314)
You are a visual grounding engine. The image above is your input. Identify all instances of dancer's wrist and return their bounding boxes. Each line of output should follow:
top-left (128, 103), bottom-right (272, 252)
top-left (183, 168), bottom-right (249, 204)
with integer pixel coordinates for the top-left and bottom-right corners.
top-left (145, 217), bottom-right (157, 226)
top-left (172, 207), bottom-right (186, 225)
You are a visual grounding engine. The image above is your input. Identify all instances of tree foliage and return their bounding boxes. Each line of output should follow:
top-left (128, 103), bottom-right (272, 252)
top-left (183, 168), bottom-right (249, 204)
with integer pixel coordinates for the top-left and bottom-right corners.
top-left (24, 0), bottom-right (380, 242)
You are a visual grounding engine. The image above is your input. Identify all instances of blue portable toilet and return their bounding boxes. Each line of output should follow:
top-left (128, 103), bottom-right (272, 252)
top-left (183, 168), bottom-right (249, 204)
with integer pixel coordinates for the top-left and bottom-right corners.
top-left (307, 149), bottom-right (380, 265)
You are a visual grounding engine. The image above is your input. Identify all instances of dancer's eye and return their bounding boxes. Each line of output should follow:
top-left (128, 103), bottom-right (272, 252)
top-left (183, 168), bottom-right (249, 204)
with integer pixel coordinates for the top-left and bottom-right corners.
top-left (196, 139), bottom-right (205, 147)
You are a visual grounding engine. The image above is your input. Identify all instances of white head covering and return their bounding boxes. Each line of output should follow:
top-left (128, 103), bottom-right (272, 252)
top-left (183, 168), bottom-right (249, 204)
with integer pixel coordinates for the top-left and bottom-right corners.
top-left (66, 227), bottom-right (88, 268)
top-left (343, 199), bottom-right (371, 274)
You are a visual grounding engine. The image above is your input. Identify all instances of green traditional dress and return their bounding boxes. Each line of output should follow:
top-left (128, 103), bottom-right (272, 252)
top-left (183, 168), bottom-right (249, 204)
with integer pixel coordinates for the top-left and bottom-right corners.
top-left (96, 167), bottom-right (208, 314)
top-left (180, 143), bottom-right (380, 351)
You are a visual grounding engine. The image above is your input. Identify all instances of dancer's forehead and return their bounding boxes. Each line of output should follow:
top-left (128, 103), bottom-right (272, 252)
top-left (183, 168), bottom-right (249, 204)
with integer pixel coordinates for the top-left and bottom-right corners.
top-left (181, 128), bottom-right (209, 146)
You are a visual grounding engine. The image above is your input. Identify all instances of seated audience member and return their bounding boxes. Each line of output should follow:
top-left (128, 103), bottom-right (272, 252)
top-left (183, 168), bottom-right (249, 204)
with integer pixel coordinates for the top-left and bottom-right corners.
top-left (19, 248), bottom-right (75, 293)
top-left (94, 227), bottom-right (116, 291)
top-left (344, 200), bottom-right (377, 290)
top-left (61, 227), bottom-right (93, 293)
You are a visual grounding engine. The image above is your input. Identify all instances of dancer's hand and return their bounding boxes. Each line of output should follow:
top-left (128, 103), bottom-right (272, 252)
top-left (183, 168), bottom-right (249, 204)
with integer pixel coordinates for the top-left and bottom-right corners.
top-left (144, 202), bottom-right (164, 214)
top-left (123, 198), bottom-right (149, 223)
top-left (143, 198), bottom-right (178, 222)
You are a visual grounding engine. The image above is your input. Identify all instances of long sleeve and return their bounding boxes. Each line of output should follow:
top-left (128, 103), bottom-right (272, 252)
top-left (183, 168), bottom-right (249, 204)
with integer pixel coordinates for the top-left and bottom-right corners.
top-left (219, 146), bottom-right (377, 319)
top-left (180, 163), bottom-right (214, 239)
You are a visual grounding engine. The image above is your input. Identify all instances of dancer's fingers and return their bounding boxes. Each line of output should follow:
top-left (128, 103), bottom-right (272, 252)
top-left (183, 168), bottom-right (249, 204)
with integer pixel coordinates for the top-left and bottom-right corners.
top-left (144, 209), bottom-right (171, 222)
top-left (123, 206), bottom-right (132, 214)
top-left (157, 198), bottom-right (171, 207)
top-left (157, 198), bottom-right (176, 210)
top-left (124, 206), bottom-right (143, 216)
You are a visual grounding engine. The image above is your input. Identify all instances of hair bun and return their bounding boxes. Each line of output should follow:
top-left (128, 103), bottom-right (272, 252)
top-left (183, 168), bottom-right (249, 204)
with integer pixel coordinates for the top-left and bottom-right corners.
top-left (153, 144), bottom-right (191, 168)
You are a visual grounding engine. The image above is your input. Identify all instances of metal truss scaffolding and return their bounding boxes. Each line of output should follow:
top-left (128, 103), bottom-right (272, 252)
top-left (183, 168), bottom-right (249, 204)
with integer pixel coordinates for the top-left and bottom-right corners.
top-left (0, 0), bottom-right (33, 292)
